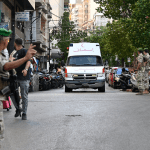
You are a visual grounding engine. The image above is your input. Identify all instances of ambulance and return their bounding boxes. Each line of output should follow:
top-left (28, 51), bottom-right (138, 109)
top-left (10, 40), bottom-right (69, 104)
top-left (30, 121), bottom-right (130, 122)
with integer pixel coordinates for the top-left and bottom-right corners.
top-left (65, 43), bottom-right (105, 92)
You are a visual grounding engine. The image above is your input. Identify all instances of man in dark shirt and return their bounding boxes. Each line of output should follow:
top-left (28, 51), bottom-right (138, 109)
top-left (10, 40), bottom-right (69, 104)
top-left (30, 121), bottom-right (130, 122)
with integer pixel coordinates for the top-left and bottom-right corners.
top-left (13, 38), bottom-right (31, 120)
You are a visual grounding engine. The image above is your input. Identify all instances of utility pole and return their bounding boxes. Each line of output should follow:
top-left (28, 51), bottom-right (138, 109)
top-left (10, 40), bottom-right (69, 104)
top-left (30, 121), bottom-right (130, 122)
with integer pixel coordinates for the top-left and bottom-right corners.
top-left (48, 20), bottom-right (51, 74)
top-left (49, 27), bottom-right (51, 73)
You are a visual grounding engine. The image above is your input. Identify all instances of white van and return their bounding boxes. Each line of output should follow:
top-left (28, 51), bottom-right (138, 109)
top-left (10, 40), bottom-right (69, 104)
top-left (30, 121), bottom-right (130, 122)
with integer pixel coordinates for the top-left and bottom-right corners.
top-left (65, 43), bottom-right (105, 92)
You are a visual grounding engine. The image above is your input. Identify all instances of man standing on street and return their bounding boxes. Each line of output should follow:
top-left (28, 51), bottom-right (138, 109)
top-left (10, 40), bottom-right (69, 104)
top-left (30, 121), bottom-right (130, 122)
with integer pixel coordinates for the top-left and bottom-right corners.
top-left (13, 38), bottom-right (32, 120)
top-left (0, 28), bottom-right (36, 147)
top-left (143, 48), bottom-right (149, 94)
top-left (136, 48), bottom-right (144, 95)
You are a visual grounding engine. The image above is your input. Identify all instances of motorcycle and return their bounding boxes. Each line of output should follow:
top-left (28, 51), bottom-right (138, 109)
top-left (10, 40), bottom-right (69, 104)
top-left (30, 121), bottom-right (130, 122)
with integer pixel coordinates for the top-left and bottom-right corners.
top-left (39, 70), bottom-right (51, 91)
top-left (50, 69), bottom-right (65, 88)
top-left (119, 72), bottom-right (132, 91)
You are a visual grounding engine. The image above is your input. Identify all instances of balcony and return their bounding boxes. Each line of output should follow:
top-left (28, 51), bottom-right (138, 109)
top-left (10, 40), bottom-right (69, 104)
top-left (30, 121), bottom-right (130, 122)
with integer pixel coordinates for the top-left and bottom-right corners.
top-left (42, 4), bottom-right (48, 14)
top-left (35, 0), bottom-right (44, 7)
top-left (64, 8), bottom-right (69, 12)
top-left (47, 12), bottom-right (52, 19)
top-left (35, 33), bottom-right (47, 51)
top-left (42, 40), bottom-right (47, 48)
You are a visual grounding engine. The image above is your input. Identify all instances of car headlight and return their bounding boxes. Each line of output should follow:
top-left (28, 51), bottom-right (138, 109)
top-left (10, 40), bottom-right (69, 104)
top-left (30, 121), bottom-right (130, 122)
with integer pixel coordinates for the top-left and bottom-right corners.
top-left (66, 73), bottom-right (72, 78)
top-left (97, 73), bottom-right (103, 77)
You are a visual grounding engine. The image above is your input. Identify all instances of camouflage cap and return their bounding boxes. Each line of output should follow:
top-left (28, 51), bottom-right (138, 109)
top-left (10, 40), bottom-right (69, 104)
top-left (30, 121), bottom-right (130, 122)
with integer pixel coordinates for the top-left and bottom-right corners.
top-left (138, 47), bottom-right (143, 51)
top-left (0, 28), bottom-right (12, 37)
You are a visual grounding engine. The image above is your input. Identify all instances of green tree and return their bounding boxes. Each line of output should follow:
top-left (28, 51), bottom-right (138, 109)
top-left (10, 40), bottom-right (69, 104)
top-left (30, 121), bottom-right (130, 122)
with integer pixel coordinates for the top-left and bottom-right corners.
top-left (128, 0), bottom-right (150, 49)
top-left (55, 12), bottom-right (87, 62)
top-left (96, 0), bottom-right (138, 20)
top-left (84, 26), bottom-right (117, 66)
top-left (105, 20), bottom-right (136, 66)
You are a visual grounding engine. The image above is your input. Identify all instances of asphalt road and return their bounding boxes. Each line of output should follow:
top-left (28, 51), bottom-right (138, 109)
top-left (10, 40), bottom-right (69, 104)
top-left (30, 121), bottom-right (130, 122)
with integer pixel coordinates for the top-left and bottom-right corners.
top-left (1, 84), bottom-right (150, 150)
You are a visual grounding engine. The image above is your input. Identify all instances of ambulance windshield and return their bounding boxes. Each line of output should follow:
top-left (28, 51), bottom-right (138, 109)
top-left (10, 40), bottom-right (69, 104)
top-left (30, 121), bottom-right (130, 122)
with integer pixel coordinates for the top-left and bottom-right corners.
top-left (67, 56), bottom-right (103, 66)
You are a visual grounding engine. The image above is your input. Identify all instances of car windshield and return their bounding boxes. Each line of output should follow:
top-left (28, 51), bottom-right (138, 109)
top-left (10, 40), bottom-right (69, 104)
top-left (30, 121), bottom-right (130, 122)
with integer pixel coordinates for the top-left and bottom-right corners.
top-left (67, 56), bottom-right (103, 66)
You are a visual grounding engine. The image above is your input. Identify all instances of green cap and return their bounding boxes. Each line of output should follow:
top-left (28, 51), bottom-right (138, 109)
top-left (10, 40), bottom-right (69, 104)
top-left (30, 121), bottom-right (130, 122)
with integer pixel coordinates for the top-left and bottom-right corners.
top-left (0, 28), bottom-right (12, 37)
top-left (144, 48), bottom-right (148, 50)
top-left (138, 47), bottom-right (143, 51)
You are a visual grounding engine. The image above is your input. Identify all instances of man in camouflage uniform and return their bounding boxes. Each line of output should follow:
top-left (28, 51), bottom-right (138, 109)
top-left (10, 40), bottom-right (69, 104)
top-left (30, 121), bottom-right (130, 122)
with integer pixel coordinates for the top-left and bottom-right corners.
top-left (143, 48), bottom-right (150, 94)
top-left (0, 28), bottom-right (36, 147)
top-left (136, 48), bottom-right (144, 95)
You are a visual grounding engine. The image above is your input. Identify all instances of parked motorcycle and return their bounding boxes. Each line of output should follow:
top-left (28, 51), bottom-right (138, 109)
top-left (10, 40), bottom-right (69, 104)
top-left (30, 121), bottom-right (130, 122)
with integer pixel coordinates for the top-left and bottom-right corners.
top-left (50, 69), bottom-right (65, 88)
top-left (119, 72), bottom-right (132, 91)
top-left (39, 70), bottom-right (51, 91)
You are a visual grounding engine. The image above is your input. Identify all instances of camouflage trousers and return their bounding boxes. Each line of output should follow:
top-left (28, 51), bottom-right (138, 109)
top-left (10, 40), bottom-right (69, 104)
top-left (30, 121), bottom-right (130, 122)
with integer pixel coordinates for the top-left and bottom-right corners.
top-left (137, 70), bottom-right (144, 92)
top-left (0, 101), bottom-right (4, 148)
top-left (144, 70), bottom-right (149, 90)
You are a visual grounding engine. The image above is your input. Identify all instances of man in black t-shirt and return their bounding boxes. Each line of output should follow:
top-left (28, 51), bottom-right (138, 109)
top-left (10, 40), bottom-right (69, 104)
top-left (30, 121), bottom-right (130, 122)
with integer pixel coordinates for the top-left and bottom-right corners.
top-left (13, 38), bottom-right (31, 120)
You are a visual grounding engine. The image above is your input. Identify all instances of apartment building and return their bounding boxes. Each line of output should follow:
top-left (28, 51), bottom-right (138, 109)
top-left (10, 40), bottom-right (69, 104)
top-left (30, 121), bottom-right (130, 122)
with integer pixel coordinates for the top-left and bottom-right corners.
top-left (70, 0), bottom-right (112, 31)
top-left (50, 0), bottom-right (64, 27)
top-left (71, 3), bottom-right (83, 30)
top-left (70, 0), bottom-right (91, 30)
top-left (64, 0), bottom-right (69, 12)
top-left (24, 0), bottom-right (52, 69)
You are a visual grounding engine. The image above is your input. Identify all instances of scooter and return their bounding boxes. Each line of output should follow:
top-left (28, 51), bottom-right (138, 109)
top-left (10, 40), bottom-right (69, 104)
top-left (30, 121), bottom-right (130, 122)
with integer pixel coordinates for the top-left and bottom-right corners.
top-left (119, 72), bottom-right (132, 91)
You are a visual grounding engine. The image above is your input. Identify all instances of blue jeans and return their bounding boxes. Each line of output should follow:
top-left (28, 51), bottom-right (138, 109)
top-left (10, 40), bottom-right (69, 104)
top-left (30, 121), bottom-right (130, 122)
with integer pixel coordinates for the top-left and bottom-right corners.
top-left (17, 80), bottom-right (30, 114)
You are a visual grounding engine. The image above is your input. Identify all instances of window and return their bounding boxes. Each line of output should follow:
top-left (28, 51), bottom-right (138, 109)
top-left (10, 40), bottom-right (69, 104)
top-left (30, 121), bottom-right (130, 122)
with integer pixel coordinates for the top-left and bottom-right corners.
top-left (85, 10), bottom-right (88, 13)
top-left (85, 5), bottom-right (88, 8)
top-left (64, 5), bottom-right (69, 9)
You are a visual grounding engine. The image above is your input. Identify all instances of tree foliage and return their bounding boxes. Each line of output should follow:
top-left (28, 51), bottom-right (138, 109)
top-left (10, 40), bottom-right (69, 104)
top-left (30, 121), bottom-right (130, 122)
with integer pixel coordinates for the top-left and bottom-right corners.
top-left (54, 12), bottom-right (87, 62)
top-left (96, 0), bottom-right (138, 20)
top-left (94, 0), bottom-right (150, 66)
top-left (128, 0), bottom-right (150, 49)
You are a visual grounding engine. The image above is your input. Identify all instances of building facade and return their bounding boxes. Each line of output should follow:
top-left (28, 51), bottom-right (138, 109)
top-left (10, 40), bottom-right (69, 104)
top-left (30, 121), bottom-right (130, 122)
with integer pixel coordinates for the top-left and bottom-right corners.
top-left (50, 0), bottom-right (64, 27)
top-left (0, 0), bottom-right (35, 54)
top-left (70, 0), bottom-right (112, 31)
top-left (23, 0), bottom-right (52, 70)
